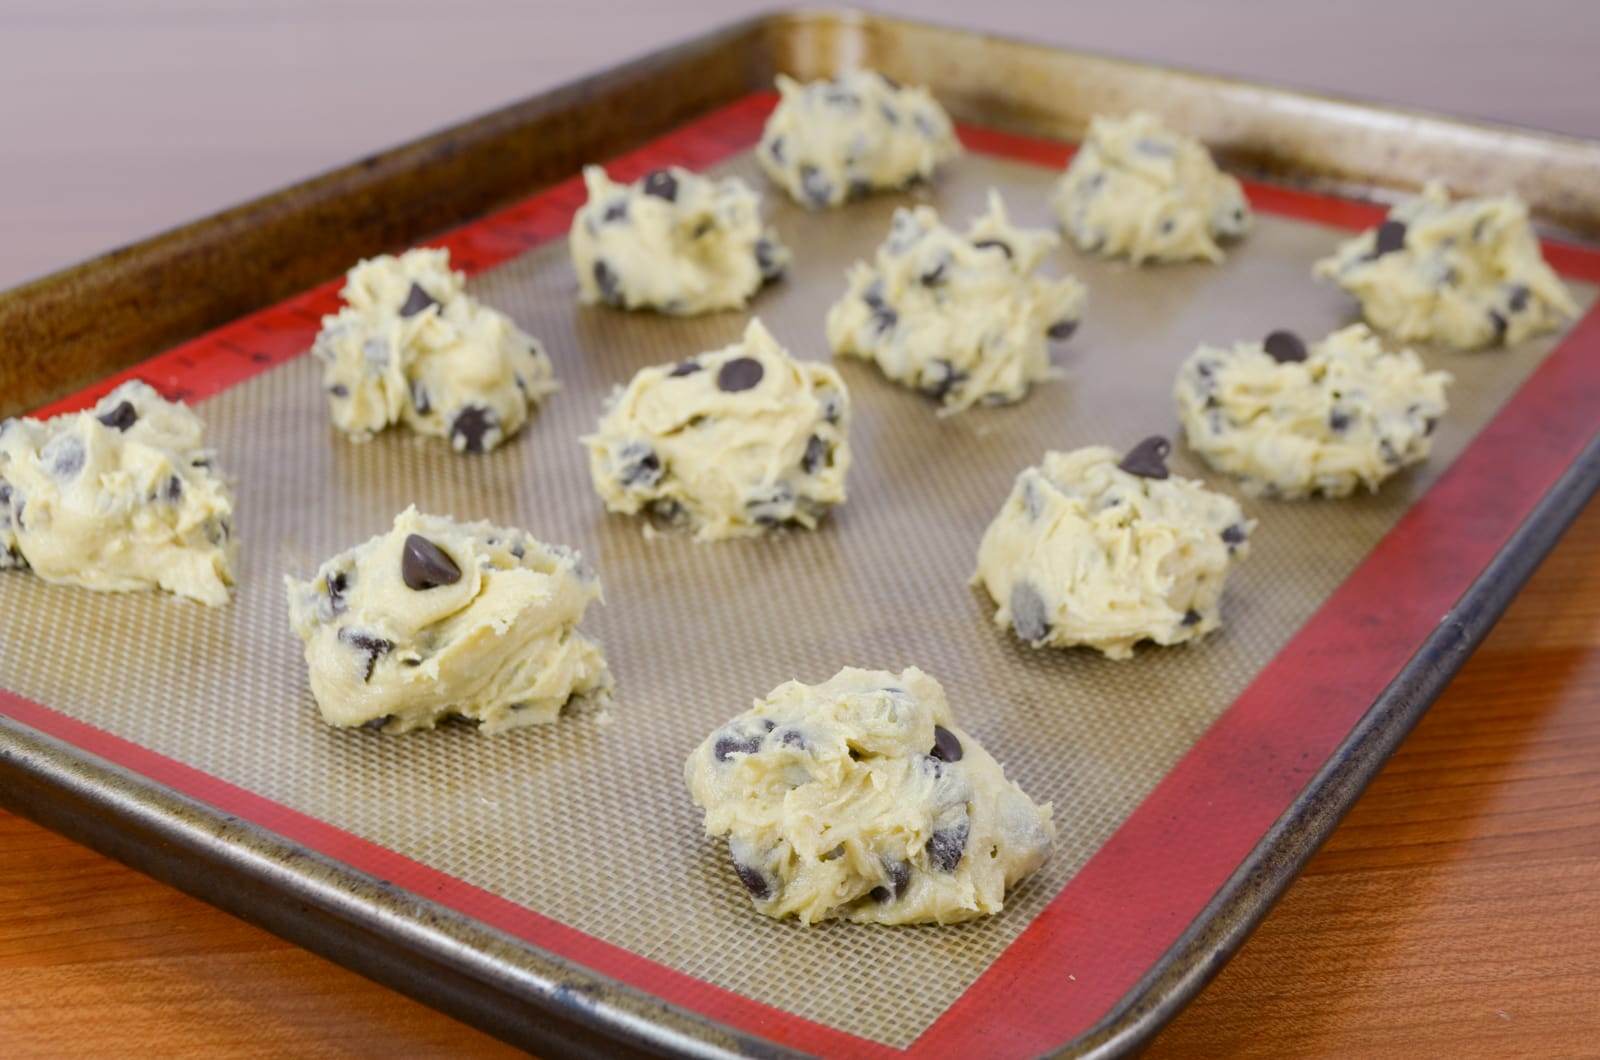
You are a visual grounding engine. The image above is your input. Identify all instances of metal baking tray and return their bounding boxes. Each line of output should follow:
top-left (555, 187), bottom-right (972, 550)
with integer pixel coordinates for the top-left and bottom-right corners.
top-left (4, 9), bottom-right (1599, 1057)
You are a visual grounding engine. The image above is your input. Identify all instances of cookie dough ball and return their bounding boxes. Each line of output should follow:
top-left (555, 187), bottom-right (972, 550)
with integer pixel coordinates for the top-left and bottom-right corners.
top-left (584, 319), bottom-right (851, 541)
top-left (757, 71), bottom-right (961, 209)
top-left (313, 248), bottom-right (556, 453)
top-left (0, 381), bottom-right (235, 605)
top-left (974, 439), bottom-right (1252, 659)
top-left (570, 165), bottom-right (789, 315)
top-left (685, 666), bottom-right (1054, 925)
top-left (1313, 181), bottom-right (1576, 350)
top-left (284, 507), bottom-right (610, 734)
top-left (1052, 112), bottom-right (1251, 265)
top-left (1175, 325), bottom-right (1452, 499)
top-left (826, 191), bottom-right (1087, 413)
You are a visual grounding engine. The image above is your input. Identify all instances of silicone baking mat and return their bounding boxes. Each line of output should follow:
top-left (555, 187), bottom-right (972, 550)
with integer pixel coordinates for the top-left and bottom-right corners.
top-left (4, 93), bottom-right (1600, 1056)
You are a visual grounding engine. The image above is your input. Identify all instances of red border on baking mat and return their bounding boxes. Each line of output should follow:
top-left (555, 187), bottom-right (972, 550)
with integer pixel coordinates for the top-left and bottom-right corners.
top-left (7, 91), bottom-right (1600, 1057)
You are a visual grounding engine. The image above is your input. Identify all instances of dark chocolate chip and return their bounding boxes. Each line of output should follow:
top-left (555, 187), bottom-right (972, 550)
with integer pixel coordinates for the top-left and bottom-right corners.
top-left (1489, 310), bottom-right (1508, 344)
top-left (801, 434), bottom-right (829, 474)
top-left (1118, 435), bottom-right (1171, 479)
top-left (1373, 219), bottom-right (1407, 257)
top-left (399, 283), bottom-right (438, 317)
top-left (668, 361), bottom-right (703, 377)
top-left (690, 218), bottom-right (714, 239)
top-left (602, 199), bottom-right (629, 223)
top-left (593, 260), bottom-right (623, 306)
top-left (870, 859), bottom-right (911, 902)
top-left (714, 733), bottom-right (763, 762)
top-left (871, 304), bottom-right (899, 334)
top-left (163, 475), bottom-right (183, 502)
top-left (1047, 318), bottom-right (1078, 341)
top-left (754, 238), bottom-right (785, 281)
top-left (779, 728), bottom-right (806, 748)
top-left (1221, 524), bottom-right (1247, 546)
top-left (767, 136), bottom-right (785, 164)
top-left (401, 533), bottom-right (462, 591)
top-left (1182, 608), bottom-right (1202, 626)
top-left (326, 571), bottom-right (349, 616)
top-left (732, 859), bottom-right (771, 900)
top-left (920, 260), bottom-right (947, 287)
top-left (799, 165), bottom-right (832, 208)
top-left (45, 436), bottom-right (85, 480)
top-left (929, 725), bottom-right (963, 763)
top-left (1380, 439), bottom-right (1402, 466)
top-left (329, 384), bottom-right (349, 398)
top-left (1329, 409), bottom-right (1351, 432)
top-left (1010, 581), bottom-right (1051, 644)
top-left (928, 822), bottom-right (968, 872)
top-left (449, 406), bottom-right (497, 454)
top-left (717, 357), bottom-right (764, 393)
top-left (618, 445), bottom-right (662, 488)
top-left (971, 238), bottom-right (1013, 259)
top-left (1263, 330), bottom-right (1307, 364)
top-left (1508, 284), bottom-right (1530, 313)
top-left (879, 102), bottom-right (900, 125)
top-left (411, 380), bottom-right (431, 415)
top-left (96, 401), bottom-right (138, 432)
top-left (338, 628), bottom-right (393, 682)
top-left (361, 715), bottom-right (394, 731)
top-left (922, 359), bottom-right (968, 403)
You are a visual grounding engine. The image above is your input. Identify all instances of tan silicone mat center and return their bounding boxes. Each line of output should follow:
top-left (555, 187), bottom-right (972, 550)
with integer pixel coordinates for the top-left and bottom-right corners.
top-left (1, 150), bottom-right (1592, 1047)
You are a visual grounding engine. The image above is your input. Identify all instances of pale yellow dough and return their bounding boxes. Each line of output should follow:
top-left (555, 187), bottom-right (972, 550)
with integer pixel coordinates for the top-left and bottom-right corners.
top-left (685, 666), bottom-right (1054, 925)
top-left (284, 507), bottom-right (610, 734)
top-left (1052, 112), bottom-right (1251, 264)
top-left (1313, 181), bottom-right (1576, 350)
top-left (827, 191), bottom-right (1088, 413)
top-left (974, 444), bottom-right (1253, 659)
top-left (584, 319), bottom-right (851, 541)
top-left (313, 248), bottom-right (556, 453)
top-left (1175, 325), bottom-right (1453, 499)
top-left (569, 165), bottom-right (789, 315)
top-left (0, 381), bottom-right (235, 605)
top-left (757, 71), bottom-right (961, 209)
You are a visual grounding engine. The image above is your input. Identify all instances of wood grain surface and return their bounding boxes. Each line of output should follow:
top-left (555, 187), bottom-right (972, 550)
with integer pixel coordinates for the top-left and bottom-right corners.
top-left (5, 495), bottom-right (1597, 1057)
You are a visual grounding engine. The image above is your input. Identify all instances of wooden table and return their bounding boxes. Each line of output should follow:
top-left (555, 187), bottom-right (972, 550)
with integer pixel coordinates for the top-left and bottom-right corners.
top-left (6, 496), bottom-right (1597, 1056)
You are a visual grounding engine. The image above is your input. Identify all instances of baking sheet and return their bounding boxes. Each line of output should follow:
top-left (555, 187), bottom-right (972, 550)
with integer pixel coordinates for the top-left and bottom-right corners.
top-left (0, 148), bottom-right (1591, 1048)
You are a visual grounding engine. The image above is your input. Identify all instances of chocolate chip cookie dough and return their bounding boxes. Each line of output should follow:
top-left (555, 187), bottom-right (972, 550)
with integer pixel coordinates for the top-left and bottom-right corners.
top-left (1313, 181), bottom-right (1576, 350)
top-left (826, 192), bottom-right (1087, 413)
top-left (584, 319), bottom-right (851, 541)
top-left (757, 71), bottom-right (961, 209)
top-left (1052, 112), bottom-right (1251, 265)
top-left (284, 507), bottom-right (610, 734)
top-left (685, 666), bottom-right (1054, 925)
top-left (1175, 325), bottom-right (1453, 499)
top-left (0, 381), bottom-right (235, 605)
top-left (569, 165), bottom-right (789, 315)
top-left (314, 248), bottom-right (556, 453)
top-left (974, 439), bottom-right (1253, 659)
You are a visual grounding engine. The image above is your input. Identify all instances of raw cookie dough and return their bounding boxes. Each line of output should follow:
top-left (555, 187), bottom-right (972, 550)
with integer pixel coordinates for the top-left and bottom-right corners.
top-left (826, 191), bottom-right (1087, 413)
top-left (0, 381), bottom-right (235, 605)
top-left (757, 71), bottom-right (961, 209)
top-left (974, 439), bottom-right (1252, 659)
top-left (313, 248), bottom-right (556, 453)
top-left (1051, 111), bottom-right (1251, 264)
top-left (583, 319), bottom-right (851, 541)
top-left (1175, 324), bottom-right (1453, 499)
top-left (1313, 181), bottom-right (1576, 350)
top-left (570, 165), bottom-right (789, 315)
top-left (284, 507), bottom-right (610, 734)
top-left (685, 666), bottom-right (1054, 925)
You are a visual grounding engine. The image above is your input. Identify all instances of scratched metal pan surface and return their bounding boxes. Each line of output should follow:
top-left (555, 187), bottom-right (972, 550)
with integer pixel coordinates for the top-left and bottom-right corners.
top-left (4, 10), bottom-right (1600, 1058)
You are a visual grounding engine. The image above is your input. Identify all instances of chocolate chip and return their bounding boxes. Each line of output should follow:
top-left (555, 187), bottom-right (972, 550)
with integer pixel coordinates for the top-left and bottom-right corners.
top-left (1047, 318), bottom-right (1078, 341)
top-left (1373, 219), bottom-right (1407, 257)
top-left (732, 859), bottom-right (771, 900)
top-left (923, 359), bottom-right (968, 403)
top-left (928, 822), bottom-right (968, 872)
top-left (326, 571), bottom-right (349, 616)
top-left (801, 434), bottom-right (829, 474)
top-left (1329, 409), bottom-right (1351, 432)
top-left (879, 102), bottom-right (900, 125)
top-left (690, 219), bottom-right (714, 239)
top-left (1508, 284), bottom-right (1530, 313)
top-left (163, 475), bottom-right (183, 502)
top-left (96, 401), bottom-right (138, 432)
top-left (799, 165), bottom-right (832, 208)
top-left (870, 860), bottom-right (911, 902)
top-left (717, 357), bottom-right (764, 393)
top-left (779, 729), bottom-right (806, 749)
top-left (767, 136), bottom-right (785, 164)
top-left (1118, 436), bottom-right (1171, 479)
top-left (593, 260), bottom-right (622, 306)
top-left (714, 733), bottom-right (762, 762)
top-left (449, 406), bottom-right (497, 454)
top-left (1221, 523), bottom-right (1247, 546)
top-left (338, 628), bottom-right (393, 682)
top-left (668, 361), bottom-right (702, 378)
top-left (399, 283), bottom-right (438, 317)
top-left (754, 238), bottom-right (785, 281)
top-left (401, 533), bottom-right (461, 591)
top-left (1380, 439), bottom-right (1402, 466)
top-left (1010, 582), bottom-right (1051, 644)
top-left (1489, 310), bottom-right (1508, 344)
top-left (972, 238), bottom-right (1012, 259)
top-left (411, 381), bottom-right (431, 415)
top-left (920, 260), bottom-right (947, 287)
top-left (618, 446), bottom-right (661, 488)
top-left (929, 725), bottom-right (963, 763)
top-left (1182, 609), bottom-right (1201, 626)
top-left (361, 715), bottom-right (394, 731)
top-left (1263, 330), bottom-right (1307, 364)
top-left (44, 435), bottom-right (85, 480)
top-left (329, 384), bottom-right (349, 398)
top-left (602, 199), bottom-right (628, 223)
